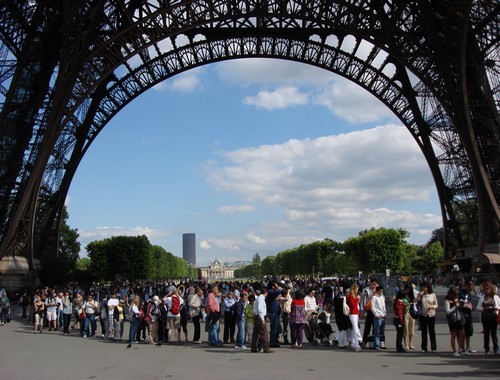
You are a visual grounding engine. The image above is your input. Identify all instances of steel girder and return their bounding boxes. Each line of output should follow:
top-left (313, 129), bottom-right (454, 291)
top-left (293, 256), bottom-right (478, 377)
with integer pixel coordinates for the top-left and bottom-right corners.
top-left (0, 0), bottom-right (498, 268)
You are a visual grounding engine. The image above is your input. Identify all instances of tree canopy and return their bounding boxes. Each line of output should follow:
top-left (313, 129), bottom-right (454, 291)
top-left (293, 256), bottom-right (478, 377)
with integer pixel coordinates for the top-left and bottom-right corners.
top-left (86, 235), bottom-right (196, 282)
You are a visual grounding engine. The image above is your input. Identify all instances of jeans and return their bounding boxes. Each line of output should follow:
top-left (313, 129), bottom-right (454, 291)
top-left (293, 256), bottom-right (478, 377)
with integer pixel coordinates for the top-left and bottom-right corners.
top-left (129, 319), bottom-right (139, 343)
top-left (282, 312), bottom-right (290, 342)
top-left (235, 318), bottom-right (245, 347)
top-left (57, 310), bottom-right (63, 328)
top-left (268, 311), bottom-right (279, 345)
top-left (373, 317), bottom-right (385, 348)
top-left (1, 308), bottom-right (9, 324)
top-left (83, 314), bottom-right (96, 336)
top-left (208, 320), bottom-right (220, 345)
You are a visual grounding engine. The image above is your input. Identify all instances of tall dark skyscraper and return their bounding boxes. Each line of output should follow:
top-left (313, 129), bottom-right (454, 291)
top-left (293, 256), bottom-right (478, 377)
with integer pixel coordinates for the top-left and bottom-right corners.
top-left (183, 233), bottom-right (196, 265)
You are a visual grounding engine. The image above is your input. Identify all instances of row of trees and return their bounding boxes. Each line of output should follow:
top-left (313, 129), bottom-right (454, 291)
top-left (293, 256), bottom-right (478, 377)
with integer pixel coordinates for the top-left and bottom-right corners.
top-left (85, 235), bottom-right (197, 282)
top-left (235, 227), bottom-right (444, 278)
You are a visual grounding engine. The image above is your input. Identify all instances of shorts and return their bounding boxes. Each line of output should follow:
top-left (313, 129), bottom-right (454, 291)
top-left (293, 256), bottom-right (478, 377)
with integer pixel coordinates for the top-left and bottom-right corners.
top-left (167, 316), bottom-right (180, 330)
top-left (35, 313), bottom-right (44, 325)
top-left (46, 309), bottom-right (57, 321)
top-left (447, 320), bottom-right (464, 332)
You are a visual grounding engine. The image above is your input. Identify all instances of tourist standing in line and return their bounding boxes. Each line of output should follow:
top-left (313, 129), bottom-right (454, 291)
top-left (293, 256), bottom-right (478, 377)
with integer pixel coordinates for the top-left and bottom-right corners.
top-left (251, 287), bottom-right (272, 353)
top-left (188, 287), bottom-right (203, 344)
top-left (444, 286), bottom-right (465, 356)
top-left (206, 285), bottom-right (222, 347)
top-left (476, 280), bottom-right (500, 355)
top-left (418, 282), bottom-right (438, 353)
top-left (371, 285), bottom-right (386, 350)
top-left (290, 289), bottom-right (306, 348)
top-left (347, 283), bottom-right (362, 352)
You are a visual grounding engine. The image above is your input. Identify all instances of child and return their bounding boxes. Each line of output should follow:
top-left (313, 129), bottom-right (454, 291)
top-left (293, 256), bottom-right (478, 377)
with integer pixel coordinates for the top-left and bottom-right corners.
top-left (244, 293), bottom-right (255, 344)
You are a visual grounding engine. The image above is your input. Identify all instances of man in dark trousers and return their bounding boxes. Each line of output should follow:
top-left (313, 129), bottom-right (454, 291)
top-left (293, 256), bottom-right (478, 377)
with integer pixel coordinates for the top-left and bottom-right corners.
top-left (251, 287), bottom-right (273, 353)
top-left (361, 279), bottom-right (378, 348)
top-left (266, 281), bottom-right (282, 347)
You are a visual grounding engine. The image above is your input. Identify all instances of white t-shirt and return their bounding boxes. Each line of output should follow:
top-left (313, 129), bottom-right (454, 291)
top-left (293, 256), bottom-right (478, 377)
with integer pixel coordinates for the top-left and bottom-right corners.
top-left (107, 298), bottom-right (119, 309)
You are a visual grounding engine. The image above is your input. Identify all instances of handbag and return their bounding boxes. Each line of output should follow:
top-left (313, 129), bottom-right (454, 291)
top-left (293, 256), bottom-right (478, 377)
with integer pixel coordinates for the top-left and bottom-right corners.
top-left (409, 302), bottom-right (421, 319)
top-left (447, 307), bottom-right (462, 324)
top-left (79, 309), bottom-right (86, 319)
top-left (342, 297), bottom-right (350, 316)
top-left (496, 312), bottom-right (500, 325)
top-left (364, 299), bottom-right (372, 311)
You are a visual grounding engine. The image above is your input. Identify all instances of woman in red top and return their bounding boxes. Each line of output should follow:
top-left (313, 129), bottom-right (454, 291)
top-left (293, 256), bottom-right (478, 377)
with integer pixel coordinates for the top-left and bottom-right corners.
top-left (347, 283), bottom-right (362, 351)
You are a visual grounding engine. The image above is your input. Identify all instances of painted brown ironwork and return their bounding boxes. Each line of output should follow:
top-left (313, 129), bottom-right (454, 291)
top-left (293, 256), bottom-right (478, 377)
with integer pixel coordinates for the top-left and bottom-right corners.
top-left (0, 0), bottom-right (498, 269)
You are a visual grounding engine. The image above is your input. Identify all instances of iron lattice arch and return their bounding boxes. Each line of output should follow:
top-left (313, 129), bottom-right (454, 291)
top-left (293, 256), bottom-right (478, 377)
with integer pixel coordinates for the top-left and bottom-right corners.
top-left (0, 0), bottom-right (498, 268)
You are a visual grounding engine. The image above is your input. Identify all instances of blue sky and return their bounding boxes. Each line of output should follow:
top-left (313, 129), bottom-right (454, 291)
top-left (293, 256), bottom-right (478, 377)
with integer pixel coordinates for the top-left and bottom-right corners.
top-left (66, 58), bottom-right (441, 266)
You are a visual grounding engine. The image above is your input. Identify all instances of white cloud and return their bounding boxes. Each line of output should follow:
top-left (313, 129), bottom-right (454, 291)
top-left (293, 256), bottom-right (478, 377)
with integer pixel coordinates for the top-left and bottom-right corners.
top-left (198, 238), bottom-right (241, 251)
top-left (215, 59), bottom-right (395, 125)
top-left (242, 86), bottom-right (309, 110)
top-left (314, 80), bottom-right (395, 124)
top-left (170, 71), bottom-right (201, 93)
top-left (204, 124), bottom-right (441, 248)
top-left (217, 205), bottom-right (255, 215)
top-left (216, 58), bottom-right (332, 86)
top-left (246, 231), bottom-right (266, 244)
top-left (78, 226), bottom-right (170, 245)
top-left (199, 240), bottom-right (211, 250)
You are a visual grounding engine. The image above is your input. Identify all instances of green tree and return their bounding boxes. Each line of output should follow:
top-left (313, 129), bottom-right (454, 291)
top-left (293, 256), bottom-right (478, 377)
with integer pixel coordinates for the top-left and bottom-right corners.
top-left (38, 207), bottom-right (80, 284)
top-left (344, 227), bottom-right (405, 273)
top-left (423, 241), bottom-right (444, 273)
top-left (261, 256), bottom-right (276, 276)
top-left (252, 253), bottom-right (261, 264)
top-left (87, 239), bottom-right (110, 281)
top-left (75, 257), bottom-right (91, 271)
top-left (401, 243), bottom-right (420, 274)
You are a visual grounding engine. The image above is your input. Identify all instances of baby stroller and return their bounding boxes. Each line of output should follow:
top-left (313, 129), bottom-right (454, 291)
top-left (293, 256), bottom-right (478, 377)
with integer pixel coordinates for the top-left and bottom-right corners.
top-left (313, 310), bottom-right (335, 345)
top-left (304, 311), bottom-right (318, 343)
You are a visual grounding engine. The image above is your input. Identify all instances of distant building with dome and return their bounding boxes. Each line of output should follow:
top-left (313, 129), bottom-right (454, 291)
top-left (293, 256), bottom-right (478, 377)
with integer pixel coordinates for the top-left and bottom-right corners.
top-left (198, 258), bottom-right (240, 280)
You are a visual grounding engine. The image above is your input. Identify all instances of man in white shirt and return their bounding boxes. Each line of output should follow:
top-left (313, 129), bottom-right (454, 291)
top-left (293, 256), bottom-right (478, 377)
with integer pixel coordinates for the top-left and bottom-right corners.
top-left (251, 287), bottom-right (273, 353)
top-left (107, 292), bottom-right (119, 339)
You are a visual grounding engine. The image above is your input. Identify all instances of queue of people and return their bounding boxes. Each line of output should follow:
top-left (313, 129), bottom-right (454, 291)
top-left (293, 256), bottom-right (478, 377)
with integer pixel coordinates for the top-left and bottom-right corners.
top-left (1, 276), bottom-right (499, 357)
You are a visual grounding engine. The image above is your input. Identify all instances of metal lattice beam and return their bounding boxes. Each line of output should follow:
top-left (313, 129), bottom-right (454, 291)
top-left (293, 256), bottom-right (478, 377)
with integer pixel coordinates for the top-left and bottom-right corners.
top-left (0, 0), bottom-right (498, 267)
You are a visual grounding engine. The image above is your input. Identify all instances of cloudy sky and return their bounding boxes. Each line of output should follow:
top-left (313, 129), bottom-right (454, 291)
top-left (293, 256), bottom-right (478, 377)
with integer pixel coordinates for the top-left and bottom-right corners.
top-left (67, 58), bottom-right (442, 266)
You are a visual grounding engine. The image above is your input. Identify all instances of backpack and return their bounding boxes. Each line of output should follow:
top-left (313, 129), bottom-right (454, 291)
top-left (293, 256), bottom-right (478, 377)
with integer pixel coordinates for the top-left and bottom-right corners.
top-left (170, 295), bottom-right (180, 315)
top-left (150, 302), bottom-right (160, 317)
top-left (1, 298), bottom-right (10, 310)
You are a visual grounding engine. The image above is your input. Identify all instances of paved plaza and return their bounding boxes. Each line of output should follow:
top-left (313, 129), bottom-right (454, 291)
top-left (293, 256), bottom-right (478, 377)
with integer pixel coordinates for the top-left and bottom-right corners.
top-left (1, 289), bottom-right (499, 380)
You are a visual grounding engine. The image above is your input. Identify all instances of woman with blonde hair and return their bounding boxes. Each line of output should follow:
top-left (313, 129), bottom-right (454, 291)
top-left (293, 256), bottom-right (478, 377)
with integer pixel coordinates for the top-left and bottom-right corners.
top-left (347, 283), bottom-right (362, 352)
top-left (476, 280), bottom-right (500, 355)
top-left (126, 296), bottom-right (141, 348)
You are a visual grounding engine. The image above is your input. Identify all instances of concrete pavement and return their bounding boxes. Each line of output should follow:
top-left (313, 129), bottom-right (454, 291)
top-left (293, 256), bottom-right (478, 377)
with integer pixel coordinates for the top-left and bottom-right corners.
top-left (1, 291), bottom-right (499, 380)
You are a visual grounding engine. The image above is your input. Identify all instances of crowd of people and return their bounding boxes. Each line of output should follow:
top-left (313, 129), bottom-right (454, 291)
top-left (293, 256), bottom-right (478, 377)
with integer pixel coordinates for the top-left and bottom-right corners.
top-left (1, 275), bottom-right (499, 356)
